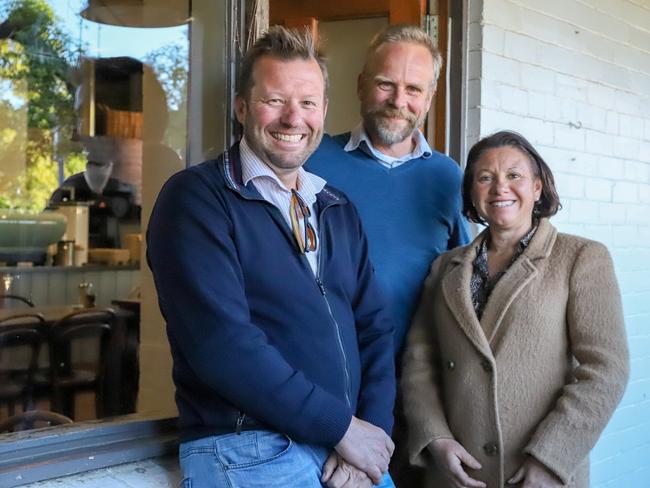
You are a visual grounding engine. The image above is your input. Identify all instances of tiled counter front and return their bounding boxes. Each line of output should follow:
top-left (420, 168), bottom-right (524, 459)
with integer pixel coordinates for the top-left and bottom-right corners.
top-left (1, 265), bottom-right (140, 307)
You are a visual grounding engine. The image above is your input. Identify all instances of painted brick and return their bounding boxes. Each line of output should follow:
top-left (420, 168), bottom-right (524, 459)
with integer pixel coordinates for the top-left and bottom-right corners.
top-left (612, 224), bottom-right (638, 248)
top-left (614, 136), bottom-right (640, 161)
top-left (600, 399), bottom-right (650, 433)
top-left (527, 90), bottom-right (546, 118)
top-left (555, 73), bottom-right (588, 102)
top-left (499, 85), bottom-right (528, 114)
top-left (597, 156), bottom-right (626, 180)
top-left (599, 202), bottom-right (627, 224)
top-left (619, 376), bottom-right (650, 407)
top-left (503, 31), bottom-right (542, 64)
top-left (625, 314), bottom-right (650, 337)
top-left (555, 174), bottom-right (585, 198)
top-left (639, 186), bottom-right (650, 204)
top-left (554, 124), bottom-right (585, 151)
top-left (611, 249), bottom-right (650, 272)
top-left (612, 182), bottom-right (639, 203)
top-left (623, 293), bottom-right (650, 316)
top-left (482, 52), bottom-right (521, 86)
top-left (626, 205), bottom-right (650, 225)
top-left (467, 50), bottom-right (482, 81)
top-left (624, 161), bottom-right (650, 183)
top-left (645, 119), bottom-right (650, 141)
top-left (585, 130), bottom-right (614, 156)
top-left (616, 91), bottom-right (643, 117)
top-left (468, 21), bottom-right (483, 52)
top-left (597, 465), bottom-right (650, 488)
top-left (581, 225), bottom-right (613, 246)
top-left (605, 111), bottom-right (618, 135)
top-left (479, 107), bottom-right (526, 136)
top-left (587, 84), bottom-right (618, 111)
top-left (483, 0), bottom-right (523, 29)
top-left (619, 114), bottom-right (644, 139)
top-left (467, 79), bottom-right (481, 111)
top-left (565, 154), bottom-right (597, 177)
top-left (640, 142), bottom-right (650, 163)
top-left (585, 178), bottom-right (613, 201)
top-left (560, 98), bottom-right (578, 124)
top-left (553, 222), bottom-right (586, 238)
top-left (569, 199), bottom-right (600, 224)
top-left (521, 117), bottom-right (554, 146)
top-left (638, 224), bottom-right (650, 249)
top-left (576, 102), bottom-right (607, 132)
top-left (544, 94), bottom-right (563, 122)
top-left (520, 64), bottom-right (555, 94)
top-left (617, 270), bottom-right (650, 294)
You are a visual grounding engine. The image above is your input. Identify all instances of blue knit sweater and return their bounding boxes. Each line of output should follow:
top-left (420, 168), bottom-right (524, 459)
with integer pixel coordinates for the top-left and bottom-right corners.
top-left (306, 134), bottom-right (470, 353)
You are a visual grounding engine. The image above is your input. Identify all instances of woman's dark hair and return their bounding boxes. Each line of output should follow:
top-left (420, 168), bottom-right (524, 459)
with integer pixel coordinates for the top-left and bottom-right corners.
top-left (462, 131), bottom-right (562, 224)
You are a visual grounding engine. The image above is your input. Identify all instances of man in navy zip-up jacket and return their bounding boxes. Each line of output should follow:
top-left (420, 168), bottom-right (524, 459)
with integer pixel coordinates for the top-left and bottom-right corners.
top-left (147, 27), bottom-right (396, 488)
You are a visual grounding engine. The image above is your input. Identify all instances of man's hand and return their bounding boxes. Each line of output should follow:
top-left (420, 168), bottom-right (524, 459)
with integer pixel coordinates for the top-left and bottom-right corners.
top-left (507, 457), bottom-right (563, 487)
top-left (427, 438), bottom-right (486, 488)
top-left (321, 452), bottom-right (373, 488)
top-left (335, 416), bottom-right (394, 484)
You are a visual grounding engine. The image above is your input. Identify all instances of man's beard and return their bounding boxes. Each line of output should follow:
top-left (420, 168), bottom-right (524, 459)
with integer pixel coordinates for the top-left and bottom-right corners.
top-left (362, 106), bottom-right (422, 146)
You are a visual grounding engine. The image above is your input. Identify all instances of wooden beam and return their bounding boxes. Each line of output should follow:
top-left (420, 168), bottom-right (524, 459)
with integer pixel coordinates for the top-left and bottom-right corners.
top-left (270, 0), bottom-right (389, 24)
top-left (388, 0), bottom-right (425, 25)
top-left (433, 0), bottom-right (448, 153)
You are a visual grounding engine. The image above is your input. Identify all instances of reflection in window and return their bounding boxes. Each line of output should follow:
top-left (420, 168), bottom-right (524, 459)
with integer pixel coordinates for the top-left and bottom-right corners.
top-left (0, 0), bottom-right (188, 429)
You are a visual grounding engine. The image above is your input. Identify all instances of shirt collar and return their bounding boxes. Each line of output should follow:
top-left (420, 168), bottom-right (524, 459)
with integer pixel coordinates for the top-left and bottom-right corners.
top-left (239, 137), bottom-right (326, 205)
top-left (343, 123), bottom-right (432, 163)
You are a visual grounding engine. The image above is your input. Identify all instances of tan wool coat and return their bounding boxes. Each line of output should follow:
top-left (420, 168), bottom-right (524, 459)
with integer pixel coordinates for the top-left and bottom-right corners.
top-left (402, 219), bottom-right (629, 488)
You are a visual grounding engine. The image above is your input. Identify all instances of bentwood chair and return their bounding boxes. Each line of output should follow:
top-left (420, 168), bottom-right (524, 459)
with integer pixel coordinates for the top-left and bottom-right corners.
top-left (0, 294), bottom-right (35, 309)
top-left (0, 313), bottom-right (46, 416)
top-left (0, 409), bottom-right (72, 433)
top-left (48, 309), bottom-right (115, 419)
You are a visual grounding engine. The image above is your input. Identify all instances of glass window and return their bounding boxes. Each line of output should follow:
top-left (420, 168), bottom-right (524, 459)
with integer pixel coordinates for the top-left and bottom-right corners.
top-left (0, 0), bottom-right (218, 432)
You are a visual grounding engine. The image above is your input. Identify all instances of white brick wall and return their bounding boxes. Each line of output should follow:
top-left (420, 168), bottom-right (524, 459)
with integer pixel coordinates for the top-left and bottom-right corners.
top-left (466, 0), bottom-right (650, 485)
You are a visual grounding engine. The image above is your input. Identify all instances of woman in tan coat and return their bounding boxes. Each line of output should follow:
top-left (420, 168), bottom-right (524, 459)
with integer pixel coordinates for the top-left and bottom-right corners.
top-left (402, 131), bottom-right (629, 488)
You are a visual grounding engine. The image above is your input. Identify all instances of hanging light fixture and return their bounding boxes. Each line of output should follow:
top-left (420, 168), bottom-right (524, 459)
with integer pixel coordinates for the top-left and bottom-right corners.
top-left (80, 0), bottom-right (190, 28)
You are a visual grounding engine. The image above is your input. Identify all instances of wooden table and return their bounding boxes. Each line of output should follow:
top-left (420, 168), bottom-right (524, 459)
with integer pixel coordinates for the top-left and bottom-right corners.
top-left (0, 305), bottom-right (139, 418)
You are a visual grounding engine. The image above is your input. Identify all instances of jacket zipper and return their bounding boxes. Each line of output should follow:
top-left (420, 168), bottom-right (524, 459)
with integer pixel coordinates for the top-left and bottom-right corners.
top-left (235, 411), bottom-right (245, 434)
top-left (315, 206), bottom-right (352, 408)
top-left (252, 197), bottom-right (353, 409)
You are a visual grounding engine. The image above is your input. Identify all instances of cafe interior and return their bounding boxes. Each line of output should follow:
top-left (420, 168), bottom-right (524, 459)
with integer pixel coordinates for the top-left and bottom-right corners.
top-left (0, 0), bottom-right (448, 484)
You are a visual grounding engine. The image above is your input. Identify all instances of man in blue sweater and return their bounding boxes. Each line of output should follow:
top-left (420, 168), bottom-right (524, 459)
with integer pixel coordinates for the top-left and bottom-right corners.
top-left (306, 24), bottom-right (471, 487)
top-left (147, 27), bottom-right (396, 488)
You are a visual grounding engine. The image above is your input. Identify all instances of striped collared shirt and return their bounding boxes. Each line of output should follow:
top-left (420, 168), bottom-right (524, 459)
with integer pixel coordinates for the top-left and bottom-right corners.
top-left (344, 123), bottom-right (433, 168)
top-left (240, 137), bottom-right (326, 275)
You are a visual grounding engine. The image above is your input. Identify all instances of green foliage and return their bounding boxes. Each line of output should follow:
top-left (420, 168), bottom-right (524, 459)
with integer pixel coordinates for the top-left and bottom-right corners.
top-left (0, 0), bottom-right (78, 210)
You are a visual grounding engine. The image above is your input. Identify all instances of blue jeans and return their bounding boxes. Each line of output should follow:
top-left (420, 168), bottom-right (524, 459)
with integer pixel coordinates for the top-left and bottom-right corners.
top-left (179, 430), bottom-right (396, 488)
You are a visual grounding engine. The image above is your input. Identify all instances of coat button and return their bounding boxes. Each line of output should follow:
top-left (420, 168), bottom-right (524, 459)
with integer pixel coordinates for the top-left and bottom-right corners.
top-left (446, 360), bottom-right (455, 370)
top-left (481, 360), bottom-right (493, 372)
top-left (483, 442), bottom-right (498, 456)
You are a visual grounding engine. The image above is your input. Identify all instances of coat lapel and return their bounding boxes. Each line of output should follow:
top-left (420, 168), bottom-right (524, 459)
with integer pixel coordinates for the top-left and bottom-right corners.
top-left (441, 235), bottom-right (493, 359)
top-left (480, 219), bottom-right (558, 346)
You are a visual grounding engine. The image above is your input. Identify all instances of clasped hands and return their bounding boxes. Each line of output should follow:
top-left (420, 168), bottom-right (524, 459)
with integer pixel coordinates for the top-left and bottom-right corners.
top-left (321, 416), bottom-right (394, 488)
top-left (428, 438), bottom-right (563, 488)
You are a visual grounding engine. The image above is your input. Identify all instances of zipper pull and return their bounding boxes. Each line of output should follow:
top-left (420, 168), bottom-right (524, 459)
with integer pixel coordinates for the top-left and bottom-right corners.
top-left (316, 278), bottom-right (326, 295)
top-left (235, 412), bottom-right (245, 434)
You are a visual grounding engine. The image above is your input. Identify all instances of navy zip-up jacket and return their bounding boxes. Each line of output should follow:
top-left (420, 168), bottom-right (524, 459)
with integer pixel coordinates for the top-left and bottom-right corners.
top-left (147, 144), bottom-right (396, 447)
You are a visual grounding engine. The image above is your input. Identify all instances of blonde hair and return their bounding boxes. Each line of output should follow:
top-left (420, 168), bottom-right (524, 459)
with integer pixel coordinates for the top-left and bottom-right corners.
top-left (363, 24), bottom-right (442, 86)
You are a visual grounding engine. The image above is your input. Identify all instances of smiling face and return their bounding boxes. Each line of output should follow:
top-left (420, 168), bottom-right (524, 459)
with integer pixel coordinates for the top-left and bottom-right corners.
top-left (471, 146), bottom-right (543, 235)
top-left (235, 56), bottom-right (327, 186)
top-left (358, 41), bottom-right (435, 156)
